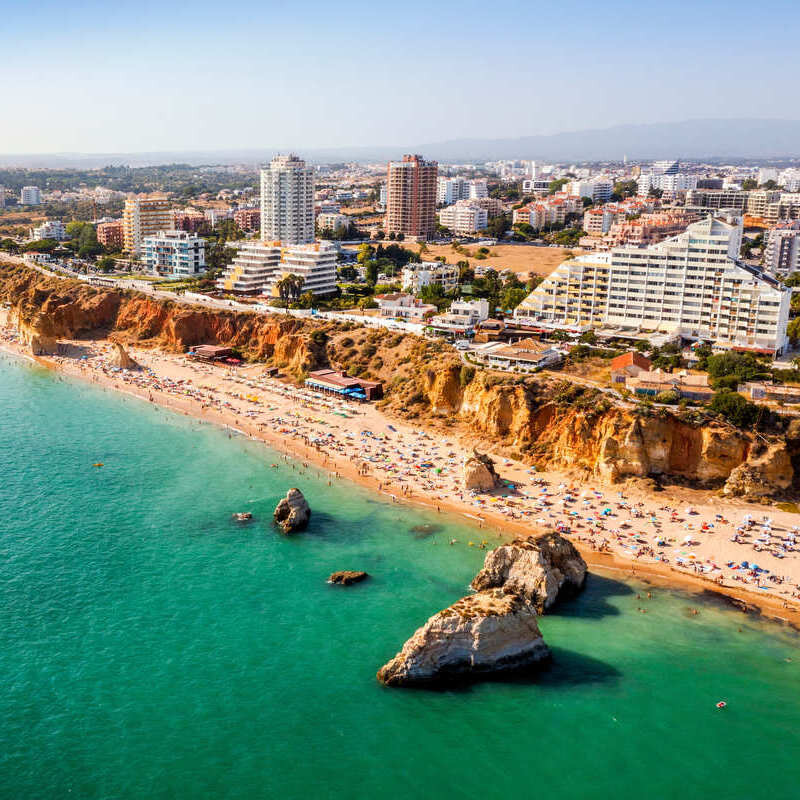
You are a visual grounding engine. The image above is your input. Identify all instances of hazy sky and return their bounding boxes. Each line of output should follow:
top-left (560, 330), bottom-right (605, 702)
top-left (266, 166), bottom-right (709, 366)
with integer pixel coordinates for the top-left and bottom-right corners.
top-left (3, 0), bottom-right (799, 154)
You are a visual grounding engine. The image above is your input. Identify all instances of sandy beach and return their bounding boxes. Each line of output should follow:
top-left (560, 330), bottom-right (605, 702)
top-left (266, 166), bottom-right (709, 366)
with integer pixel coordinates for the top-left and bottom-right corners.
top-left (4, 325), bottom-right (800, 627)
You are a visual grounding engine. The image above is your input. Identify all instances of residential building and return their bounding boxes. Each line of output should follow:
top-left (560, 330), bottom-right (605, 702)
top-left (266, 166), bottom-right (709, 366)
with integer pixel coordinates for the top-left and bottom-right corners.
top-left (626, 369), bottom-right (713, 401)
top-left (766, 193), bottom-right (800, 223)
top-left (385, 154), bottom-right (438, 240)
top-left (0, 185), bottom-right (5, 208)
top-left (375, 293), bottom-right (437, 322)
top-left (20, 186), bottom-right (41, 205)
top-left (437, 177), bottom-right (488, 205)
top-left (685, 188), bottom-right (748, 212)
top-left (522, 178), bottom-right (552, 195)
top-left (260, 154), bottom-right (315, 245)
top-left (739, 381), bottom-right (800, 404)
top-left (233, 208), bottom-right (260, 232)
top-left (316, 212), bottom-right (351, 234)
top-left (602, 211), bottom-right (696, 249)
top-left (173, 209), bottom-right (207, 232)
top-left (122, 196), bottom-right (172, 256)
top-left (30, 220), bottom-right (67, 241)
top-left (763, 221), bottom-right (800, 276)
top-left (401, 262), bottom-right (460, 294)
top-left (438, 200), bottom-right (489, 235)
top-left (746, 190), bottom-right (782, 217)
top-left (204, 207), bottom-right (233, 227)
top-left (96, 220), bottom-right (124, 250)
top-left (583, 208), bottom-right (618, 236)
top-left (610, 351), bottom-right (652, 384)
top-left (637, 173), bottom-right (697, 196)
top-left (427, 299), bottom-right (490, 336)
top-left (142, 230), bottom-right (205, 276)
top-left (513, 193), bottom-right (582, 230)
top-left (216, 241), bottom-right (282, 294)
top-left (514, 217), bottom-right (791, 355)
top-left (474, 338), bottom-right (562, 373)
top-left (264, 241), bottom-right (338, 298)
top-left (566, 178), bottom-right (613, 203)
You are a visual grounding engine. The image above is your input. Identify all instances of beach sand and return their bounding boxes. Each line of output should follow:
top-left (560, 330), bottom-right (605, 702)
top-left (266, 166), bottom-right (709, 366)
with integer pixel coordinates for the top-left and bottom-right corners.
top-left (4, 327), bottom-right (800, 627)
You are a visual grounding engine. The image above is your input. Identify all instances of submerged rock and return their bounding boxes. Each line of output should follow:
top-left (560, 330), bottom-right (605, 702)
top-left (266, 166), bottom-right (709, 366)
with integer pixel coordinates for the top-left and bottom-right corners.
top-left (273, 488), bottom-right (311, 533)
top-left (377, 589), bottom-right (550, 687)
top-left (463, 451), bottom-right (500, 492)
top-left (471, 532), bottom-right (587, 614)
top-left (329, 570), bottom-right (368, 586)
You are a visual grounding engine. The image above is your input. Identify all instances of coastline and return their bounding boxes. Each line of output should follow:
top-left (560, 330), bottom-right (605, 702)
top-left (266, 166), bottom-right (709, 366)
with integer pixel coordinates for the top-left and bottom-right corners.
top-left (3, 334), bottom-right (800, 628)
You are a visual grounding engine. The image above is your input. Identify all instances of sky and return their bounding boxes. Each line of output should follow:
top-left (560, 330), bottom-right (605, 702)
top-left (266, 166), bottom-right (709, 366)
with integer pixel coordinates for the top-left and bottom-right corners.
top-left (2, 0), bottom-right (799, 154)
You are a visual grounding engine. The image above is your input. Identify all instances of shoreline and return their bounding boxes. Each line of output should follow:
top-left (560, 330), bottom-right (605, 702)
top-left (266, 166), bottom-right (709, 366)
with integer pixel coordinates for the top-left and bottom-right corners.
top-left (3, 335), bottom-right (800, 629)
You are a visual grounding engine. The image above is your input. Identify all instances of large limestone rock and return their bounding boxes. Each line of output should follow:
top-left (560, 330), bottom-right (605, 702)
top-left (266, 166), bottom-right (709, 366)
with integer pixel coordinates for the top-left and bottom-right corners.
top-left (471, 533), bottom-right (587, 614)
top-left (723, 442), bottom-right (793, 500)
top-left (463, 451), bottom-right (500, 492)
top-left (108, 341), bottom-right (139, 369)
top-left (273, 488), bottom-right (311, 533)
top-left (377, 590), bottom-right (550, 687)
top-left (329, 570), bottom-right (368, 585)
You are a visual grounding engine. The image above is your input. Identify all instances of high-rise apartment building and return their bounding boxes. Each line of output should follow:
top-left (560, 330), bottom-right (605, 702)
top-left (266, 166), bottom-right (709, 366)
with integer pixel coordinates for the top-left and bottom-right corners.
top-left (514, 217), bottom-right (790, 355)
top-left (260, 154), bottom-right (315, 244)
top-left (122, 196), bottom-right (172, 256)
top-left (142, 230), bottom-right (205, 276)
top-left (764, 221), bottom-right (800, 276)
top-left (20, 186), bottom-right (41, 205)
top-left (385, 154), bottom-right (438, 240)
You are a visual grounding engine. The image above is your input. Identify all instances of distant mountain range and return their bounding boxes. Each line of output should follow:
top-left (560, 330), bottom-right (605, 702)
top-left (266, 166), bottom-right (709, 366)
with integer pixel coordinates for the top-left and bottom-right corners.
top-left (3, 119), bottom-right (800, 168)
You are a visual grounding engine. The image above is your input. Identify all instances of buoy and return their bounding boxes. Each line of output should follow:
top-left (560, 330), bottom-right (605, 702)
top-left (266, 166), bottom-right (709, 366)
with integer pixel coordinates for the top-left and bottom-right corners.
top-left (716, 701), bottom-right (727, 709)
top-left (93, 463), bottom-right (104, 468)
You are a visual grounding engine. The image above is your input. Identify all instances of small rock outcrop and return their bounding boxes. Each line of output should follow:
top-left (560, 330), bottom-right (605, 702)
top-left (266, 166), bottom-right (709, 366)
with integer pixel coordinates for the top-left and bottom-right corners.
top-left (273, 488), bottom-right (311, 533)
top-left (108, 340), bottom-right (139, 370)
top-left (722, 442), bottom-right (793, 500)
top-left (463, 451), bottom-right (500, 491)
top-left (377, 590), bottom-right (550, 687)
top-left (471, 533), bottom-right (587, 613)
top-left (329, 570), bottom-right (368, 586)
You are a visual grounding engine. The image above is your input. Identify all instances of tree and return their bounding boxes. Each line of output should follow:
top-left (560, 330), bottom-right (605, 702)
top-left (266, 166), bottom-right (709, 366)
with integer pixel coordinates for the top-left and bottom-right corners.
top-left (276, 273), bottom-right (304, 308)
top-left (356, 242), bottom-right (374, 264)
top-left (613, 180), bottom-right (638, 199)
top-left (364, 259), bottom-right (379, 285)
top-left (705, 351), bottom-right (768, 385)
top-left (709, 390), bottom-right (762, 429)
top-left (788, 317), bottom-right (800, 346)
top-left (548, 178), bottom-right (568, 195)
top-left (581, 196), bottom-right (593, 208)
top-left (741, 178), bottom-right (758, 191)
top-left (579, 329), bottom-right (597, 344)
top-left (500, 286), bottom-right (528, 311)
top-left (97, 256), bottom-right (116, 273)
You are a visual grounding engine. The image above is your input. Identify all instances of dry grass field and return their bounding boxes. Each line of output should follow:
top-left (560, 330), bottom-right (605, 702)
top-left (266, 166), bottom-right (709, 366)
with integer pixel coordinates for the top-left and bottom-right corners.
top-left (416, 243), bottom-right (577, 278)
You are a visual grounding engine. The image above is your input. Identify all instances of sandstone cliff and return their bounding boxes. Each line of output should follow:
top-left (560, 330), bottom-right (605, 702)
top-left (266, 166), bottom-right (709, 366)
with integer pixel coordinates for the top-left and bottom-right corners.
top-left (2, 262), bottom-right (797, 499)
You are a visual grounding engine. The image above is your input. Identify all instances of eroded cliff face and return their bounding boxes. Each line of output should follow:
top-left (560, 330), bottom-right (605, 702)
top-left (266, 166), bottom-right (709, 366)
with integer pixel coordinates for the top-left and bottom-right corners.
top-left (1, 263), bottom-right (796, 498)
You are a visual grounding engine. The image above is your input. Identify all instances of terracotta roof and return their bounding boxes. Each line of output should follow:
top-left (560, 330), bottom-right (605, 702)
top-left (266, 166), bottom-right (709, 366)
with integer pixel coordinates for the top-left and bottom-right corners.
top-left (610, 351), bottom-right (652, 371)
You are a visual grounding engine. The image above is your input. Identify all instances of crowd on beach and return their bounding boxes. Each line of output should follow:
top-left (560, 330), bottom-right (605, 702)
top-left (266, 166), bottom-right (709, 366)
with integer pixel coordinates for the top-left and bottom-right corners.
top-left (3, 327), bottom-right (800, 609)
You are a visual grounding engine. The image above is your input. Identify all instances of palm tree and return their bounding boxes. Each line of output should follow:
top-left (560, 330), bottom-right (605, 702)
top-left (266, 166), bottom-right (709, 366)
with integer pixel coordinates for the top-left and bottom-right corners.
top-left (276, 273), bottom-right (305, 310)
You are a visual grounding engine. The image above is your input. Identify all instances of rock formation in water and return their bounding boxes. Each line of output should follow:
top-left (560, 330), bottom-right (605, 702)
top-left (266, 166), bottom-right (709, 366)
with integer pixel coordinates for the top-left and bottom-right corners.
top-left (273, 488), bottom-right (311, 533)
top-left (471, 533), bottom-right (587, 614)
top-left (329, 570), bottom-right (368, 585)
top-left (376, 589), bottom-right (550, 687)
top-left (463, 451), bottom-right (500, 491)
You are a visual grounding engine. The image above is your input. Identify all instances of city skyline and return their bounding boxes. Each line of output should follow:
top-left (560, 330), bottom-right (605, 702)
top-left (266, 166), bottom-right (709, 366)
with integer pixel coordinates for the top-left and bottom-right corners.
top-left (3, 0), bottom-right (800, 155)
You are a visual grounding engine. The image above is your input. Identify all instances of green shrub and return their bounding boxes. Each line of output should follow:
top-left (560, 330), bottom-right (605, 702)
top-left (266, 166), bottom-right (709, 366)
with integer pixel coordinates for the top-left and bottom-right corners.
top-left (460, 365), bottom-right (476, 387)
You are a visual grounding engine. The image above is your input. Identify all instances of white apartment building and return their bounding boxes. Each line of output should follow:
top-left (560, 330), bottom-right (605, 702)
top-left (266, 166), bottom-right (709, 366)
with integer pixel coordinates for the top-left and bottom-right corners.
top-left (260, 154), bottom-right (315, 244)
top-left (31, 220), bottom-right (67, 241)
top-left (20, 186), bottom-right (42, 205)
top-left (522, 179), bottom-right (552, 195)
top-left (437, 177), bottom-right (489, 205)
top-left (266, 241), bottom-right (338, 297)
top-left (376, 293), bottom-right (437, 322)
top-left (637, 172), bottom-right (697, 196)
top-left (514, 217), bottom-right (791, 355)
top-left (438, 201), bottom-right (489, 235)
top-left (401, 262), bottom-right (460, 294)
top-left (747, 190), bottom-right (782, 217)
top-left (316, 212), bottom-right (351, 233)
top-left (142, 230), bottom-right (205, 276)
top-left (427, 298), bottom-right (490, 336)
top-left (566, 178), bottom-right (613, 203)
top-left (763, 221), bottom-right (800, 276)
top-left (217, 240), bottom-right (336, 297)
top-left (217, 242), bottom-right (282, 294)
top-left (0, 185), bottom-right (5, 208)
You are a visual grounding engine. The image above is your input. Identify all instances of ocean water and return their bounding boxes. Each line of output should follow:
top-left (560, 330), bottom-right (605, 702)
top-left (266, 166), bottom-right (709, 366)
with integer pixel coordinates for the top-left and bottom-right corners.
top-left (1, 352), bottom-right (800, 800)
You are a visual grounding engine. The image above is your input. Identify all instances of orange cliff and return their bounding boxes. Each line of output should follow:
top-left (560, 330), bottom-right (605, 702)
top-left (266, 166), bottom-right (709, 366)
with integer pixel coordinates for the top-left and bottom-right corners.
top-left (1, 262), bottom-right (798, 501)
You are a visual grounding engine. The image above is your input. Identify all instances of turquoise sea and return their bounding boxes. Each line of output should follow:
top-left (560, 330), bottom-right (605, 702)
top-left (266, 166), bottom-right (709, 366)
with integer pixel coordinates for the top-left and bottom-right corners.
top-left (2, 351), bottom-right (800, 800)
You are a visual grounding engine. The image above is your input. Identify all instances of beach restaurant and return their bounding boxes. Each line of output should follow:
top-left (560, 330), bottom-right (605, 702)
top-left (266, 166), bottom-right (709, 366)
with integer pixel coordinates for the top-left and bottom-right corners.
top-left (188, 345), bottom-right (239, 364)
top-left (305, 369), bottom-right (383, 401)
